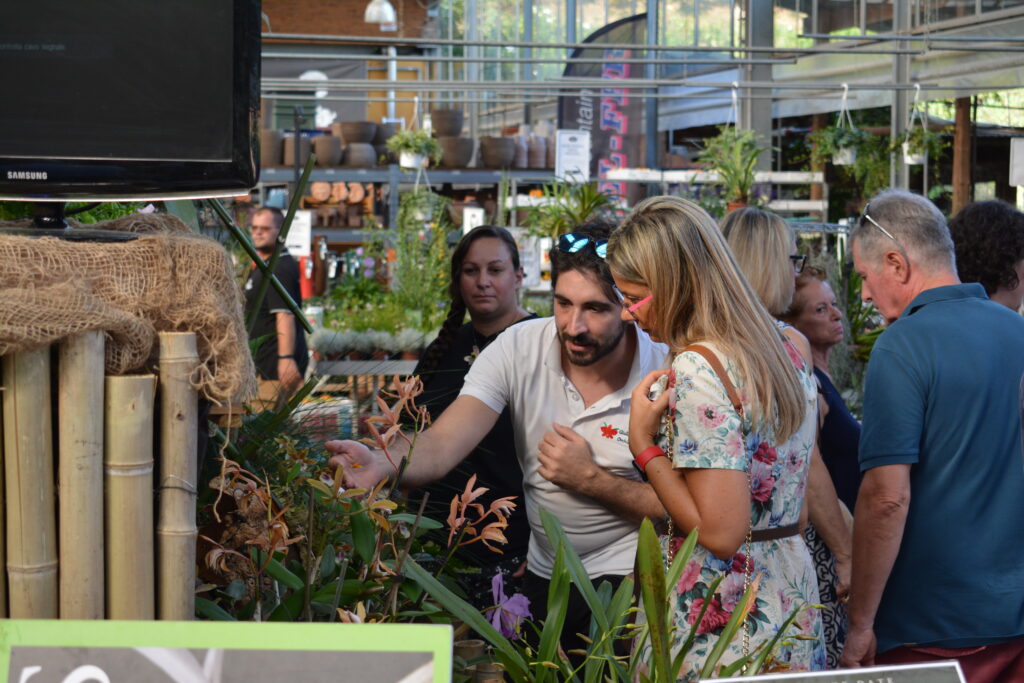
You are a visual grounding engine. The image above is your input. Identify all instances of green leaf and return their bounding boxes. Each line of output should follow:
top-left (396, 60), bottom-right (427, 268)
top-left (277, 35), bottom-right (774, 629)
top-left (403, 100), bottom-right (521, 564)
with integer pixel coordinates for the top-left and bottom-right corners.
top-left (224, 578), bottom-right (248, 601)
top-left (635, 518), bottom-right (673, 681)
top-left (268, 589), bottom-right (305, 621)
top-left (319, 545), bottom-right (336, 579)
top-left (264, 555), bottom-right (305, 592)
top-left (536, 545), bottom-right (572, 680)
top-left (539, 508), bottom-right (609, 634)
top-left (196, 597), bottom-right (236, 621)
top-left (699, 574), bottom-right (759, 679)
top-left (390, 512), bottom-right (444, 530)
top-left (350, 501), bottom-right (376, 563)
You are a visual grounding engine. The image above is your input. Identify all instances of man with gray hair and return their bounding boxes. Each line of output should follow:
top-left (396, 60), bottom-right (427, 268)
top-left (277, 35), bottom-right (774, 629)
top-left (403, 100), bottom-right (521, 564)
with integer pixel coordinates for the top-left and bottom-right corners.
top-left (840, 190), bottom-right (1024, 680)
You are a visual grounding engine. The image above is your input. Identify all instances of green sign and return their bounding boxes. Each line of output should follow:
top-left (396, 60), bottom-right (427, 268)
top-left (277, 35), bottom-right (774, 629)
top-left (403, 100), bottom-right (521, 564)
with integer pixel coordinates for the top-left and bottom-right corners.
top-left (728, 662), bottom-right (964, 683)
top-left (0, 620), bottom-right (452, 683)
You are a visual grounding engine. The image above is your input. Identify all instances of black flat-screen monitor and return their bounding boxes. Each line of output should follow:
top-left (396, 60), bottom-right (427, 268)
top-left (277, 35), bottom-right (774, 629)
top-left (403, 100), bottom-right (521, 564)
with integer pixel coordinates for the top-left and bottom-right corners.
top-left (0, 0), bottom-right (260, 201)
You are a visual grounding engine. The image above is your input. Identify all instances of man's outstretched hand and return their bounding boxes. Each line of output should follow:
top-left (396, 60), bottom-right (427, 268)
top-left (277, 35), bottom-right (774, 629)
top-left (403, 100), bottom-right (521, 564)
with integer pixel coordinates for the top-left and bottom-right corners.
top-left (326, 440), bottom-right (388, 490)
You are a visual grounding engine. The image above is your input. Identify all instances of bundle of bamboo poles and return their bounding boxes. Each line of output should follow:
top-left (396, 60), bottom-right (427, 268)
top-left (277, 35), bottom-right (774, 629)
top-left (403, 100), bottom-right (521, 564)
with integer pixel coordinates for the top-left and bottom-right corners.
top-left (0, 331), bottom-right (200, 621)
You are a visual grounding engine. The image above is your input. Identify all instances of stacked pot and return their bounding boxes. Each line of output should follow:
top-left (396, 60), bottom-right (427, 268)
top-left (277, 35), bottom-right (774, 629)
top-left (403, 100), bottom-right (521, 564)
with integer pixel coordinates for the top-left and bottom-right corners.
top-left (433, 108), bottom-right (474, 169)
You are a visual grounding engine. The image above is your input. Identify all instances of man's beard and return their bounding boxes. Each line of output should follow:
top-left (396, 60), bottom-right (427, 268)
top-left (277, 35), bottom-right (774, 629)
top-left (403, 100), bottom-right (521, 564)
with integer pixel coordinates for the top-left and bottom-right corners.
top-left (559, 323), bottom-right (626, 366)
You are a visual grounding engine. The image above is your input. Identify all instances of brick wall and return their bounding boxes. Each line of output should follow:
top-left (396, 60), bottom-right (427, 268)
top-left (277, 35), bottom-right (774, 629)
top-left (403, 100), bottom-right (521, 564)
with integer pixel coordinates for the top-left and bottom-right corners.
top-left (262, 0), bottom-right (428, 39)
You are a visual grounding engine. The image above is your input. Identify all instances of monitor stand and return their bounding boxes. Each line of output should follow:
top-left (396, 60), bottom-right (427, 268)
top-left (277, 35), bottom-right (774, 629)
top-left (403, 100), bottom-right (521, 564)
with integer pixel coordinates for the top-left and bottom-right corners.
top-left (0, 202), bottom-right (138, 242)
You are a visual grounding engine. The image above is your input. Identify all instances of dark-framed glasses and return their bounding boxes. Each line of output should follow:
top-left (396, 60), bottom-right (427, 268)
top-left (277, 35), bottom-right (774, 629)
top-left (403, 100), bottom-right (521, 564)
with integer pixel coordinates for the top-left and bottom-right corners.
top-left (558, 233), bottom-right (608, 259)
top-left (789, 254), bottom-right (807, 274)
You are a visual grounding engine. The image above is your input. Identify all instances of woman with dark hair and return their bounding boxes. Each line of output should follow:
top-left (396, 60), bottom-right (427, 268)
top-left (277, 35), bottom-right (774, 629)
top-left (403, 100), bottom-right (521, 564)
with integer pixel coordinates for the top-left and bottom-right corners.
top-left (411, 225), bottom-right (536, 606)
top-left (949, 200), bottom-right (1024, 311)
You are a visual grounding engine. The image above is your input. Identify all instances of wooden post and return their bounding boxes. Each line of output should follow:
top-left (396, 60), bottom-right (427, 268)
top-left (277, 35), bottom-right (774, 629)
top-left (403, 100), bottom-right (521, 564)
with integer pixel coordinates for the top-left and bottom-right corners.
top-left (105, 374), bottom-right (156, 620)
top-left (952, 96), bottom-right (973, 214)
top-left (2, 348), bottom-right (58, 618)
top-left (58, 331), bottom-right (106, 619)
top-left (157, 332), bottom-right (199, 621)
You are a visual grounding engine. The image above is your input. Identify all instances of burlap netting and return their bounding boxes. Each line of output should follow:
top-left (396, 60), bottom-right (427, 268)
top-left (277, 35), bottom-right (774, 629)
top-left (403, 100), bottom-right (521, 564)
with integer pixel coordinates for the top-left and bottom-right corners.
top-left (0, 213), bottom-right (257, 404)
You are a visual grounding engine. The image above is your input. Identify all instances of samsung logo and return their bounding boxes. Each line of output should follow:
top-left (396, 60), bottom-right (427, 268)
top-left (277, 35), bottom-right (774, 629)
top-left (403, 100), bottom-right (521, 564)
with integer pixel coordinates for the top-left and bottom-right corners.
top-left (6, 171), bottom-right (48, 180)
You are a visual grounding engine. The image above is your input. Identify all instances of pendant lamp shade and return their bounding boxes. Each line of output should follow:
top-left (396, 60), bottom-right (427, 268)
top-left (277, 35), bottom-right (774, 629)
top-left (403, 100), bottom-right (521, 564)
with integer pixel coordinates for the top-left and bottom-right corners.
top-left (365, 0), bottom-right (397, 24)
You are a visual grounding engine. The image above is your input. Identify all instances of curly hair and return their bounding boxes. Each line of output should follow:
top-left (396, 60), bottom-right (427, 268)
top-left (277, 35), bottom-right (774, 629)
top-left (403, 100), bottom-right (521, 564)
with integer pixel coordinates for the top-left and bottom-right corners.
top-left (949, 200), bottom-right (1024, 296)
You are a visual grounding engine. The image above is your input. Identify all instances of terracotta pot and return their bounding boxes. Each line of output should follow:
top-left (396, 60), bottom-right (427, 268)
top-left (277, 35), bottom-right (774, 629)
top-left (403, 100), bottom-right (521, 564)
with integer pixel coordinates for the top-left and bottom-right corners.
top-left (527, 135), bottom-right (547, 168)
top-left (439, 137), bottom-right (474, 168)
top-left (400, 350), bottom-right (419, 360)
top-left (330, 122), bottom-right (345, 141)
top-left (513, 135), bottom-right (528, 168)
top-left (340, 121), bottom-right (377, 144)
top-left (282, 135), bottom-right (312, 167)
top-left (726, 201), bottom-right (747, 213)
top-left (313, 135), bottom-right (342, 167)
top-left (260, 129), bottom-right (283, 167)
top-left (430, 108), bottom-right (464, 137)
top-left (479, 136), bottom-right (516, 169)
top-left (343, 142), bottom-right (377, 167)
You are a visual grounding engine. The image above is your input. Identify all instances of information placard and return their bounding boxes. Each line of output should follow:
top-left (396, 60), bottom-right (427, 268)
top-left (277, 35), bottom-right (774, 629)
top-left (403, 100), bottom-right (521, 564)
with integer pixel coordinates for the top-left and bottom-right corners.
top-left (0, 620), bottom-right (452, 683)
top-left (725, 661), bottom-right (964, 683)
top-left (284, 210), bottom-right (313, 258)
top-left (555, 129), bottom-right (591, 182)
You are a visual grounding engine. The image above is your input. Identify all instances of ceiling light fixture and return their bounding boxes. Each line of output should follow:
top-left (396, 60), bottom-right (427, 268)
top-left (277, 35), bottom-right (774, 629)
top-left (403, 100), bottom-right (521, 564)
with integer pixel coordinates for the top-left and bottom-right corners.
top-left (364, 0), bottom-right (397, 26)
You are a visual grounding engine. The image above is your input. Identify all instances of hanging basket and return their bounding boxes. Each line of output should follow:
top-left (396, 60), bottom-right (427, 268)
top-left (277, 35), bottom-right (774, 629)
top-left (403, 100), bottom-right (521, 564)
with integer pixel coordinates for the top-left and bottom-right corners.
top-left (399, 151), bottom-right (427, 169)
top-left (902, 141), bottom-right (926, 166)
top-left (832, 147), bottom-right (857, 166)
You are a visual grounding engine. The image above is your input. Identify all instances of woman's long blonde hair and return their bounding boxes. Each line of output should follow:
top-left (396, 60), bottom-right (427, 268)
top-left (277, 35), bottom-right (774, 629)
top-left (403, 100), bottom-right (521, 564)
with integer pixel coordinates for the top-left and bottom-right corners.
top-left (607, 196), bottom-right (805, 442)
top-left (720, 207), bottom-right (796, 316)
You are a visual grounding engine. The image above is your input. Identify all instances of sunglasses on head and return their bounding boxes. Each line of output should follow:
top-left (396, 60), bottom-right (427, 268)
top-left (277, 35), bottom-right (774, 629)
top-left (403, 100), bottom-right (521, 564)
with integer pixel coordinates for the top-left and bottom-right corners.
top-left (558, 233), bottom-right (608, 259)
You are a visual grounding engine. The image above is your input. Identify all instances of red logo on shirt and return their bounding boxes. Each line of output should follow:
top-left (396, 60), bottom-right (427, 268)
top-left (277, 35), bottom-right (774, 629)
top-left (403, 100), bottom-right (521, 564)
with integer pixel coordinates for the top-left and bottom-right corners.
top-left (600, 424), bottom-right (619, 439)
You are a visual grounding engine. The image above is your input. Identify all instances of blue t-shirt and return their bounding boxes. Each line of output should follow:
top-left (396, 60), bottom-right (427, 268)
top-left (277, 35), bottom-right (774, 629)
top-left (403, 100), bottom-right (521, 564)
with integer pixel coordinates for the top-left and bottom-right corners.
top-left (860, 284), bottom-right (1024, 652)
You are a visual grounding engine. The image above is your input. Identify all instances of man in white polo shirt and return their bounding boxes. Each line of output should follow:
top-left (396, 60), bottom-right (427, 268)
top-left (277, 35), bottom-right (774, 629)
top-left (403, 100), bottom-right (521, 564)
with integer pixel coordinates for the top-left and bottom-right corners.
top-left (328, 221), bottom-right (668, 649)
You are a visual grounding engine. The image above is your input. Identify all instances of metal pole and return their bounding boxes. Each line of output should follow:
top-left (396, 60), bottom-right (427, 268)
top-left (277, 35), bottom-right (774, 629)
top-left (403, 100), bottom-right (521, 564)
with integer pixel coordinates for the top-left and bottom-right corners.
top-left (386, 46), bottom-right (397, 123)
top-left (645, 0), bottom-right (658, 168)
top-left (892, 0), bottom-right (911, 189)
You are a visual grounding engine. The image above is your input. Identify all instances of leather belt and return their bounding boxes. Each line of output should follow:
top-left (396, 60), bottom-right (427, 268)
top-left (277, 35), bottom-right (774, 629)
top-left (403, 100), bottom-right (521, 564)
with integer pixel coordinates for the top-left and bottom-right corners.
top-left (749, 523), bottom-right (801, 543)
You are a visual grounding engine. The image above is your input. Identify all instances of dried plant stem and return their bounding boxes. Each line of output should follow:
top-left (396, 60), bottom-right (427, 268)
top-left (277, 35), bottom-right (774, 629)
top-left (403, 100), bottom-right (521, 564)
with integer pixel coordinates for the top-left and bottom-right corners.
top-left (157, 332), bottom-right (199, 620)
top-left (105, 374), bottom-right (156, 620)
top-left (2, 348), bottom-right (58, 618)
top-left (58, 331), bottom-right (105, 619)
top-left (387, 493), bottom-right (428, 617)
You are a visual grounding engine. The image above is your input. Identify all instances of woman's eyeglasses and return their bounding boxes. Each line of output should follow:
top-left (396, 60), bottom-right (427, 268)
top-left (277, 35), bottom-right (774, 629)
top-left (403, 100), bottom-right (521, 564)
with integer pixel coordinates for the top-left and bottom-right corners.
top-left (790, 254), bottom-right (807, 274)
top-left (558, 233), bottom-right (608, 259)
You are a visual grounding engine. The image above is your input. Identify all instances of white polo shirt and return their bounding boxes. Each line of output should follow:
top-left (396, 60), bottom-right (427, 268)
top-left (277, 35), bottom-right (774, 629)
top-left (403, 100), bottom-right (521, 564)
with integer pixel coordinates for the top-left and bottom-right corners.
top-left (460, 317), bottom-right (669, 578)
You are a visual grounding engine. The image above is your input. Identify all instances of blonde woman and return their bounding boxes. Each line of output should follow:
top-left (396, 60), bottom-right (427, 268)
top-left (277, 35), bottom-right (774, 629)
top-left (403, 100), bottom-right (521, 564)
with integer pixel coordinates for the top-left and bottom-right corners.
top-left (607, 197), bottom-right (824, 676)
top-left (722, 207), bottom-right (851, 669)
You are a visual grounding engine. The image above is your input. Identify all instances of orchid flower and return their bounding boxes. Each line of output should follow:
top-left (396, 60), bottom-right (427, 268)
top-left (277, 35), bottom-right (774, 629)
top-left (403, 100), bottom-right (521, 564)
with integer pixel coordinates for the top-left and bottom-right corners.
top-left (487, 572), bottom-right (531, 639)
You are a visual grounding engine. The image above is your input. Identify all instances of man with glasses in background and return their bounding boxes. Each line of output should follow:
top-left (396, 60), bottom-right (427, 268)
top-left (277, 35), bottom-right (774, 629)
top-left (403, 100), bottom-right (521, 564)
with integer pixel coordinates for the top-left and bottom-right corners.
top-left (329, 220), bottom-right (667, 657)
top-left (244, 206), bottom-right (308, 396)
top-left (841, 190), bottom-right (1024, 681)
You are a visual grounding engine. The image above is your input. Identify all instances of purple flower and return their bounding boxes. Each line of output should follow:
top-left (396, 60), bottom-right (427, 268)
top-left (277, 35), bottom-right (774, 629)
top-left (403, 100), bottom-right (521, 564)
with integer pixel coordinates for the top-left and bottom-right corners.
top-left (488, 573), bottom-right (531, 639)
top-left (355, 247), bottom-right (364, 256)
top-left (362, 257), bottom-right (375, 268)
top-left (362, 268), bottom-right (374, 279)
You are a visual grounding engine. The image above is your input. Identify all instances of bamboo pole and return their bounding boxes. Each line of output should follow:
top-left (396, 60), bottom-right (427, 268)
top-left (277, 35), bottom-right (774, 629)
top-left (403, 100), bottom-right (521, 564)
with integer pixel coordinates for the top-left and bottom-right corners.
top-left (105, 374), bottom-right (156, 620)
top-left (157, 332), bottom-right (199, 621)
top-left (58, 331), bottom-right (106, 619)
top-left (0, 362), bottom-right (8, 618)
top-left (2, 348), bottom-right (58, 618)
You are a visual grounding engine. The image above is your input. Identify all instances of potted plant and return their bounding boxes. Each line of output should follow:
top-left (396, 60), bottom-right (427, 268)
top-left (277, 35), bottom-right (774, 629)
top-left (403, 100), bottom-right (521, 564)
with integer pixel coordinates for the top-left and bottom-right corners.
top-left (897, 125), bottom-right (945, 166)
top-left (809, 125), bottom-right (870, 167)
top-left (386, 128), bottom-right (442, 169)
top-left (524, 179), bottom-right (617, 240)
top-left (698, 126), bottom-right (767, 210)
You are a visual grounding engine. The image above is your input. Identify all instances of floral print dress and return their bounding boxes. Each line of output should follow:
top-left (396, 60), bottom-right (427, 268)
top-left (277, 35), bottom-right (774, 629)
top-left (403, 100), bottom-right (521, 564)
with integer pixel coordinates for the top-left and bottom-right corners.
top-left (656, 336), bottom-right (824, 679)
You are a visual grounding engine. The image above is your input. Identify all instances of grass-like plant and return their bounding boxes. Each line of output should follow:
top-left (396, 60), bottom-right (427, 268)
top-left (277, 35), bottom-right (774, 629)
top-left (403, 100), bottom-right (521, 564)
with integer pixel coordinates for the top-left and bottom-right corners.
top-left (698, 126), bottom-right (768, 205)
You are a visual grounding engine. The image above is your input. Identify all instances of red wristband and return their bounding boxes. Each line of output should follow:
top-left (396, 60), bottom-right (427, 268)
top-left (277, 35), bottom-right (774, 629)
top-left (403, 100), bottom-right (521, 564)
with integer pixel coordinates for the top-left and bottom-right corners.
top-left (634, 445), bottom-right (667, 473)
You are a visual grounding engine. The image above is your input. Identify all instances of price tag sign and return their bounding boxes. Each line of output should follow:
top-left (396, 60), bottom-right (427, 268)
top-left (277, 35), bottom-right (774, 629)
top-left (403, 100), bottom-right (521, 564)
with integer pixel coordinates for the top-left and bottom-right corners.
top-left (283, 209), bottom-right (312, 258)
top-left (725, 661), bottom-right (964, 683)
top-left (555, 129), bottom-right (591, 182)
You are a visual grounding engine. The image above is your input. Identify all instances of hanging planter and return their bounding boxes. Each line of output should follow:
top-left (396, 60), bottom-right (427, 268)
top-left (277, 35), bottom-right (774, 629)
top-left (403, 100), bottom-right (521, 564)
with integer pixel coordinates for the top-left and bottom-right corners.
top-left (808, 84), bottom-right (868, 168)
top-left (398, 151), bottom-right (427, 169)
top-left (902, 140), bottom-right (926, 166)
top-left (386, 128), bottom-right (442, 170)
top-left (697, 125), bottom-right (767, 206)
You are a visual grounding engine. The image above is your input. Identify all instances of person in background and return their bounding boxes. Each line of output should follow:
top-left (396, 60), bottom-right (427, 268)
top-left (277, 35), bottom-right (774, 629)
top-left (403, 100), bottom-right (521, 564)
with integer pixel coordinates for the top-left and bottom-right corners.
top-left (781, 266), bottom-right (861, 513)
top-left (948, 199), bottom-right (1024, 311)
top-left (841, 190), bottom-right (1024, 681)
top-left (410, 225), bottom-right (536, 608)
top-left (244, 207), bottom-right (307, 396)
top-left (721, 206), bottom-right (851, 668)
top-left (610, 197), bottom-right (824, 677)
top-left (329, 221), bottom-right (668, 660)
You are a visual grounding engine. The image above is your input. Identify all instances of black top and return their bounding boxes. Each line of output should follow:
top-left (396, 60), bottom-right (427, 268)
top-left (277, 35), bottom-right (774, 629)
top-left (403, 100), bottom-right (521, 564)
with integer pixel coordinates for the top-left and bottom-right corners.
top-left (815, 367), bottom-right (862, 511)
top-left (410, 315), bottom-right (537, 564)
top-left (244, 251), bottom-right (308, 380)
